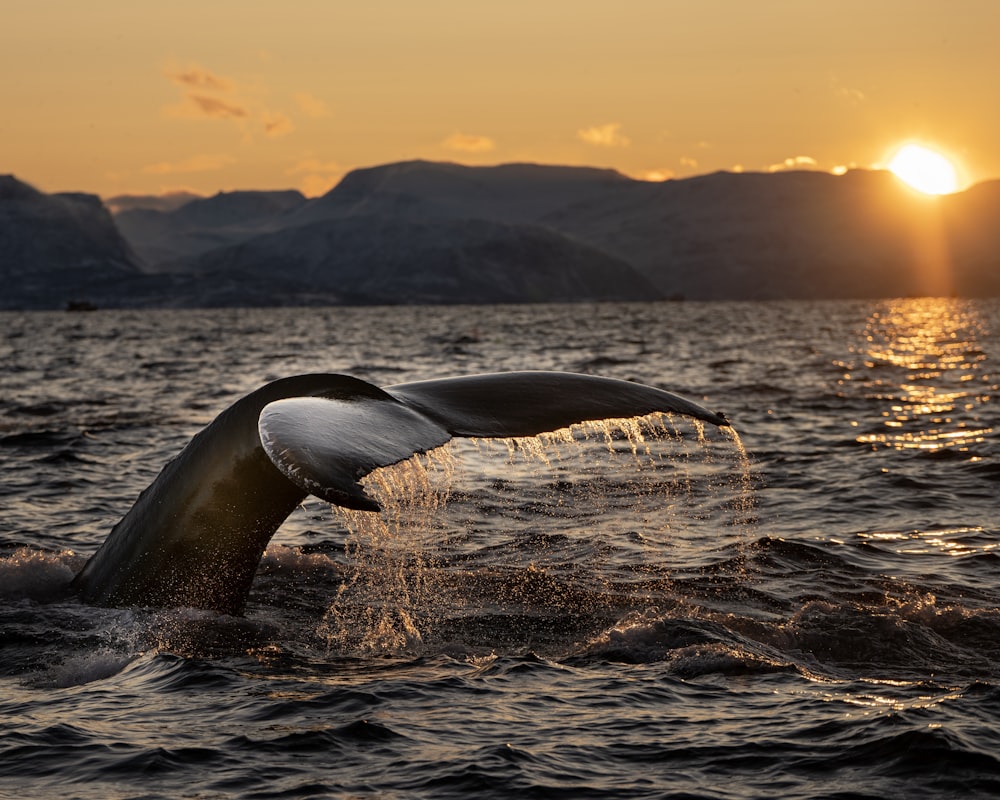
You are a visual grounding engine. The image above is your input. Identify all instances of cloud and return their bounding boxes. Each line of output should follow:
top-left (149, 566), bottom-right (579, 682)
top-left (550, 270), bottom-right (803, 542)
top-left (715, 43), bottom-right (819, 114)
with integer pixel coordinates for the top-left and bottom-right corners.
top-left (442, 133), bottom-right (496, 153)
top-left (641, 169), bottom-right (675, 182)
top-left (837, 86), bottom-right (866, 104)
top-left (679, 156), bottom-right (699, 169)
top-left (295, 91), bottom-right (332, 119)
top-left (831, 162), bottom-right (863, 176)
top-left (767, 155), bottom-right (819, 173)
top-left (286, 158), bottom-right (343, 197)
top-left (829, 74), bottom-right (866, 105)
top-left (166, 65), bottom-right (234, 92)
top-left (577, 123), bottom-right (631, 148)
top-left (262, 111), bottom-right (295, 137)
top-left (142, 154), bottom-right (236, 175)
top-left (163, 62), bottom-right (250, 121)
top-left (163, 63), bottom-right (298, 142)
top-left (186, 93), bottom-right (249, 119)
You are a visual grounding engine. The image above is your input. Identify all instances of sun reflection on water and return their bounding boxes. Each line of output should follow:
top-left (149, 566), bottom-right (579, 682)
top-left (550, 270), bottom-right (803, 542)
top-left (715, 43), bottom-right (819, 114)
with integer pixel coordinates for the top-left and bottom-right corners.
top-left (857, 527), bottom-right (996, 557)
top-left (839, 298), bottom-right (994, 453)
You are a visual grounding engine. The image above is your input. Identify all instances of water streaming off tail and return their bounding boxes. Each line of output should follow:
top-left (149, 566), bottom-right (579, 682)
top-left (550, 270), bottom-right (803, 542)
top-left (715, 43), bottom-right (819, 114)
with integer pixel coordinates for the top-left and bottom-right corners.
top-left (319, 414), bottom-right (755, 656)
top-left (318, 448), bottom-right (457, 654)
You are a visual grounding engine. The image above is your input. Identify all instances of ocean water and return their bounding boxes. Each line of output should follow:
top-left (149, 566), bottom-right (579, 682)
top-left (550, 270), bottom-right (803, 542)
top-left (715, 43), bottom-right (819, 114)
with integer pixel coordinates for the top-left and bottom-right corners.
top-left (1, 299), bottom-right (999, 799)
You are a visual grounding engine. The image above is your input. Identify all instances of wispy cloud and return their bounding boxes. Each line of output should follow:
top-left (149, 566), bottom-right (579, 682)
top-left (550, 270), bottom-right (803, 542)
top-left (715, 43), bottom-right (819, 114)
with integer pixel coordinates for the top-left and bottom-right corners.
top-left (286, 158), bottom-right (343, 196)
top-left (262, 111), bottom-right (295, 137)
top-left (186, 94), bottom-right (248, 119)
top-left (641, 168), bottom-right (675, 182)
top-left (577, 123), bottom-right (630, 148)
top-left (167, 65), bottom-right (234, 92)
top-left (294, 91), bottom-right (332, 119)
top-left (164, 63), bottom-right (250, 121)
top-left (163, 62), bottom-right (294, 140)
top-left (831, 162), bottom-right (862, 176)
top-left (767, 155), bottom-right (819, 172)
top-left (442, 133), bottom-right (496, 153)
top-left (829, 74), bottom-right (866, 105)
top-left (142, 154), bottom-right (236, 175)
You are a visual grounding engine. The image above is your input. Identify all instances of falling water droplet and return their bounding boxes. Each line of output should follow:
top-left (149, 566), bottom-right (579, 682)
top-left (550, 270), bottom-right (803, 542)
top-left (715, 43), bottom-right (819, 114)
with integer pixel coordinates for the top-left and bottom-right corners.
top-left (318, 414), bottom-right (756, 656)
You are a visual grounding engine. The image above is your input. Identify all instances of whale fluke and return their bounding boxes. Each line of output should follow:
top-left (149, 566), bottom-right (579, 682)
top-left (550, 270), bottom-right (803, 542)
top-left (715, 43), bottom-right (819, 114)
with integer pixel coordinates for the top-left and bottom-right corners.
top-left (259, 395), bottom-right (451, 512)
top-left (72, 371), bottom-right (728, 614)
top-left (385, 371), bottom-right (729, 436)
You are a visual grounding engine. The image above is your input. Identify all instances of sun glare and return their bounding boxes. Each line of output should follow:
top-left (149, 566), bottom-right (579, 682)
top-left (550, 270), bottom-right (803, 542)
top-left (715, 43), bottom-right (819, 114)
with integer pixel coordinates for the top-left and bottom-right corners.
top-left (887, 144), bottom-right (959, 195)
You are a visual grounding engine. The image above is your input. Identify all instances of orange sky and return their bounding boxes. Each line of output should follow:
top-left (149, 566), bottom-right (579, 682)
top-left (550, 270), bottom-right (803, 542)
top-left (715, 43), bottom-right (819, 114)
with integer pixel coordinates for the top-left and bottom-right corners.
top-left (3, 0), bottom-right (998, 198)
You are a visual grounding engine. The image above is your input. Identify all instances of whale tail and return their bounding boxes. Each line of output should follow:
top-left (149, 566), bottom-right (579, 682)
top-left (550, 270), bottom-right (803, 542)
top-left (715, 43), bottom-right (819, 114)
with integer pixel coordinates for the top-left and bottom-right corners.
top-left (261, 371), bottom-right (728, 512)
top-left (73, 371), bottom-right (728, 614)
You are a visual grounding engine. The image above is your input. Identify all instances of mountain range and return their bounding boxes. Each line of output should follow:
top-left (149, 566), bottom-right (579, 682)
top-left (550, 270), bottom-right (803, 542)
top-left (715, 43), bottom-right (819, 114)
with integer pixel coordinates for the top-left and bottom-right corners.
top-left (2, 160), bottom-right (998, 309)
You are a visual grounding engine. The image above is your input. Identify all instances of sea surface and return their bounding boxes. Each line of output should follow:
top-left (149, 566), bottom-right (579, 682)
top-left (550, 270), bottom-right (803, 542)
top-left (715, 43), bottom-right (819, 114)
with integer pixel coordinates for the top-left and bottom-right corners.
top-left (2, 299), bottom-right (999, 799)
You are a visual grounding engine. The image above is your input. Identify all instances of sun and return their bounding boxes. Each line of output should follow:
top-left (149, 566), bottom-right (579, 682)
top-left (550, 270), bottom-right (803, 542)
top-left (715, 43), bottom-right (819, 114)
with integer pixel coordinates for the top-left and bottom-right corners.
top-left (887, 144), bottom-right (959, 195)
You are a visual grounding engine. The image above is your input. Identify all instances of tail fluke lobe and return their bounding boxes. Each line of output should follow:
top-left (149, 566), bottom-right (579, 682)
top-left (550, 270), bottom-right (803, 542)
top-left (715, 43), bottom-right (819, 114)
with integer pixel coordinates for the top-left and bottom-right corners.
top-left (259, 395), bottom-right (451, 512)
top-left (387, 371), bottom-right (729, 437)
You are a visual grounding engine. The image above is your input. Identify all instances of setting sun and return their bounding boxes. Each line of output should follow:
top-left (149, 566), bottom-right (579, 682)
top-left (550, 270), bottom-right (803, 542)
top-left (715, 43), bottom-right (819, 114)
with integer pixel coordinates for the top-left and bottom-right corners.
top-left (887, 144), bottom-right (959, 195)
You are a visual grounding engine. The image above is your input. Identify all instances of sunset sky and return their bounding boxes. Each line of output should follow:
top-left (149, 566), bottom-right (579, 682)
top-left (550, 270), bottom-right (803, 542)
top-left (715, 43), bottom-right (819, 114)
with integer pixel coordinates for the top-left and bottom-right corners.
top-left (4, 0), bottom-right (998, 198)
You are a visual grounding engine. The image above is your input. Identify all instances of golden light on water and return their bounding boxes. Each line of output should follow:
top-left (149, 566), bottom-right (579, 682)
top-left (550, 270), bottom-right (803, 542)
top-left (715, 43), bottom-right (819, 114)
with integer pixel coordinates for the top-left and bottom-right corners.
top-left (887, 144), bottom-right (960, 195)
top-left (857, 527), bottom-right (996, 557)
top-left (846, 298), bottom-right (994, 454)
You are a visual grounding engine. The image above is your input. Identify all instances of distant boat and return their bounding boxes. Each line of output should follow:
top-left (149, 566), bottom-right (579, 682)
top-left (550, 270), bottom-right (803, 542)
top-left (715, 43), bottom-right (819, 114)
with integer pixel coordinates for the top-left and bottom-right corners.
top-left (65, 300), bottom-right (98, 312)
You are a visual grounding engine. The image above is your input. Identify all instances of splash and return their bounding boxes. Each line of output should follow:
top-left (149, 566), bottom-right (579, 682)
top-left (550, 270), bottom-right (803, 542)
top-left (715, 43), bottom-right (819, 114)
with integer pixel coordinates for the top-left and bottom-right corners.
top-left (0, 547), bottom-right (77, 601)
top-left (318, 414), bottom-right (755, 656)
top-left (319, 448), bottom-right (457, 654)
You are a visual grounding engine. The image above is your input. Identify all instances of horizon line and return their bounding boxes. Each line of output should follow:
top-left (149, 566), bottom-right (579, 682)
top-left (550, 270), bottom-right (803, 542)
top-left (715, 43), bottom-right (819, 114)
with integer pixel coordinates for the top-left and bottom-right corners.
top-left (90, 159), bottom-right (990, 203)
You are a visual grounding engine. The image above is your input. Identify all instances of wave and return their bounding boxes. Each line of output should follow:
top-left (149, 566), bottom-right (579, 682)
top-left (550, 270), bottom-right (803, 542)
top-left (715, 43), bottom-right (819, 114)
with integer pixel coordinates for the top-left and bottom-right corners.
top-left (0, 547), bottom-right (77, 601)
top-left (5, 531), bottom-right (1000, 687)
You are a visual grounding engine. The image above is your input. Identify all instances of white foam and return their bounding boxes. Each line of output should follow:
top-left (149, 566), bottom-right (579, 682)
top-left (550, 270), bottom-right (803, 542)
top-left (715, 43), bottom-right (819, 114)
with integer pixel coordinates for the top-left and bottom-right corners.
top-left (259, 543), bottom-right (340, 573)
top-left (0, 547), bottom-right (76, 601)
top-left (41, 650), bottom-right (137, 688)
